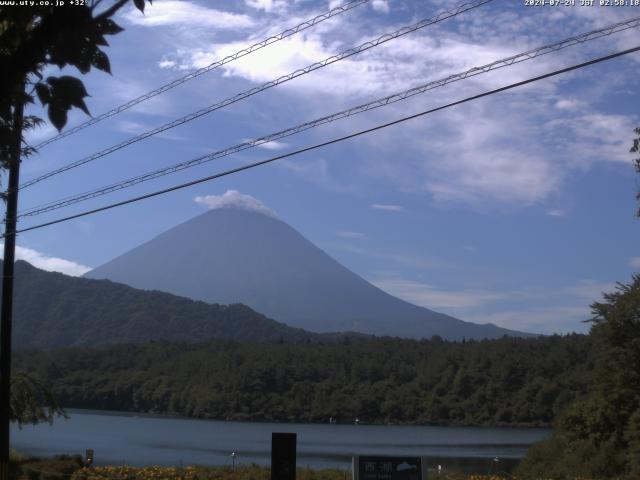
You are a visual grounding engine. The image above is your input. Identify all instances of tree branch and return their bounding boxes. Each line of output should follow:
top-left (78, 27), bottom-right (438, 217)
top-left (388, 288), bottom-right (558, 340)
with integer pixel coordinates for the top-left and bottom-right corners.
top-left (95, 0), bottom-right (130, 20)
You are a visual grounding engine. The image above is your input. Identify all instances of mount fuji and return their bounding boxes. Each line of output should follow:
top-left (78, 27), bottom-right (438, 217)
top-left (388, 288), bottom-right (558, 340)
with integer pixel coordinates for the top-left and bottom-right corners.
top-left (86, 193), bottom-right (530, 340)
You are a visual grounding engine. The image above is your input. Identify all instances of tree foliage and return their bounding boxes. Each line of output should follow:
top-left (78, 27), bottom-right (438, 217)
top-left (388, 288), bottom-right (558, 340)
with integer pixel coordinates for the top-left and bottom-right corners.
top-left (0, 0), bottom-right (150, 166)
top-left (632, 127), bottom-right (640, 216)
top-left (518, 275), bottom-right (640, 479)
top-left (10, 371), bottom-right (66, 427)
top-left (0, 0), bottom-right (150, 426)
top-left (15, 334), bottom-right (592, 427)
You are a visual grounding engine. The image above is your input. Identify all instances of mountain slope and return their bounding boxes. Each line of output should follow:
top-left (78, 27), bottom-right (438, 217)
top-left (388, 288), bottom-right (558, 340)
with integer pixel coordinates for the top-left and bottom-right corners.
top-left (4, 260), bottom-right (324, 349)
top-left (86, 207), bottom-right (529, 340)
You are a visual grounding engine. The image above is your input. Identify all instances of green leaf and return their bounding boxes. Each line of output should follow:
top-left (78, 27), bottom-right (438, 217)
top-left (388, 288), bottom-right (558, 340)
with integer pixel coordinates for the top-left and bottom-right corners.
top-left (34, 83), bottom-right (51, 105)
top-left (23, 115), bottom-right (45, 131)
top-left (48, 75), bottom-right (89, 100)
top-left (94, 35), bottom-right (109, 47)
top-left (76, 48), bottom-right (93, 74)
top-left (45, 76), bottom-right (91, 129)
top-left (48, 104), bottom-right (67, 132)
top-left (72, 98), bottom-right (91, 116)
top-left (133, 0), bottom-right (145, 12)
top-left (64, 89), bottom-right (91, 116)
top-left (99, 18), bottom-right (124, 35)
top-left (92, 50), bottom-right (111, 74)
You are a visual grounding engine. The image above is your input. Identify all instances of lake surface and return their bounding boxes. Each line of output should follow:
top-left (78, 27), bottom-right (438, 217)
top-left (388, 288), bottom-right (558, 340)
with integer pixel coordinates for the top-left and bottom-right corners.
top-left (12, 410), bottom-right (550, 472)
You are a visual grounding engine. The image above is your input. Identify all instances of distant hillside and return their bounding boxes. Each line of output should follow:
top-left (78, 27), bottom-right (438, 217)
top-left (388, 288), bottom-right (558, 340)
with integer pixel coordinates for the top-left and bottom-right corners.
top-left (87, 207), bottom-right (532, 340)
top-left (15, 334), bottom-right (592, 426)
top-left (4, 260), bottom-right (329, 349)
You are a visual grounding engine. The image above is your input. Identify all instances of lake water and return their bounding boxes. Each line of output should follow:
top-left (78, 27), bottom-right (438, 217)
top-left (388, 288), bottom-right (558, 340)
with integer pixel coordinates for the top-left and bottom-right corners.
top-left (11, 410), bottom-right (550, 472)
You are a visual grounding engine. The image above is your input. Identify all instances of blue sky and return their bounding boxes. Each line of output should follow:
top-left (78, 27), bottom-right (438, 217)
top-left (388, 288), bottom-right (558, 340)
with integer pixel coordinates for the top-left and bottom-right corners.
top-left (5, 0), bottom-right (640, 334)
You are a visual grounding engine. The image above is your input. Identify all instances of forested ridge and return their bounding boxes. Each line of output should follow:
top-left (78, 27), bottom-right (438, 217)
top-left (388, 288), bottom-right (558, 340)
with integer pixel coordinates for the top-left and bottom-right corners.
top-left (4, 260), bottom-right (352, 348)
top-left (15, 334), bottom-right (591, 427)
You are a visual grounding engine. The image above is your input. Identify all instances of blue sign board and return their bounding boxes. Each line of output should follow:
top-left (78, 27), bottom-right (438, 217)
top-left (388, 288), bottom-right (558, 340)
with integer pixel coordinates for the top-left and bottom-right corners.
top-left (353, 456), bottom-right (427, 480)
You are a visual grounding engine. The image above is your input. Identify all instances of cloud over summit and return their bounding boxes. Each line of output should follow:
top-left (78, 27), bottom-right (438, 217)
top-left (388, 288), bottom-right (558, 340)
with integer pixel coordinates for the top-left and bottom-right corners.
top-left (194, 190), bottom-right (278, 218)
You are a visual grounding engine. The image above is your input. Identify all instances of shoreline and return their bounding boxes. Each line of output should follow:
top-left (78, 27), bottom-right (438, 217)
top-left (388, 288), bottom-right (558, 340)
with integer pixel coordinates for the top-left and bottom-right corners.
top-left (59, 408), bottom-right (554, 430)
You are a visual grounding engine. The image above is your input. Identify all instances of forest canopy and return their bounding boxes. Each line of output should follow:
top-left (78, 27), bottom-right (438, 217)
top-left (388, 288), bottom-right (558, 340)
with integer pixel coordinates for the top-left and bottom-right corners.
top-left (15, 333), bottom-right (592, 427)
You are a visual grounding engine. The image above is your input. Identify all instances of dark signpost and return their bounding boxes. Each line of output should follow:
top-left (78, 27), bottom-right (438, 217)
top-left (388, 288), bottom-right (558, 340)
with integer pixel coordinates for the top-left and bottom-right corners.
top-left (353, 456), bottom-right (427, 480)
top-left (85, 449), bottom-right (94, 467)
top-left (271, 432), bottom-right (297, 480)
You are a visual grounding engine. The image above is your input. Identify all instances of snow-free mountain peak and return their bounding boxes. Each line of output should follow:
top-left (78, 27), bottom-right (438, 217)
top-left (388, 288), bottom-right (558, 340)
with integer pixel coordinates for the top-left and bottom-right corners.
top-left (86, 199), bottom-right (531, 340)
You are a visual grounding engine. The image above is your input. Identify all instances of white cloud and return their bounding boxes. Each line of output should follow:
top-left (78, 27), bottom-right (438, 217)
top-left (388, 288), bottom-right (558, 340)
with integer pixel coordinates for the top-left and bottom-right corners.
top-left (565, 279), bottom-right (614, 302)
top-left (345, 87), bottom-right (571, 209)
top-left (546, 209), bottom-right (565, 217)
top-left (1, 245), bottom-right (91, 277)
top-left (158, 58), bottom-right (177, 69)
top-left (555, 99), bottom-right (582, 110)
top-left (409, 103), bottom-right (563, 207)
top-left (194, 36), bottom-right (332, 86)
top-left (143, 1), bottom-right (626, 100)
top-left (245, 0), bottom-right (287, 12)
top-left (194, 190), bottom-right (278, 218)
top-left (428, 149), bottom-right (558, 206)
top-left (369, 273), bottom-right (615, 334)
top-left (114, 120), bottom-right (188, 142)
top-left (337, 231), bottom-right (366, 239)
top-left (180, 17), bottom-right (538, 100)
top-left (332, 244), bottom-right (447, 270)
top-left (371, 203), bottom-right (404, 212)
top-left (258, 141), bottom-right (288, 150)
top-left (372, 276), bottom-right (508, 309)
top-left (181, 21), bottom-right (633, 208)
top-left (547, 113), bottom-right (637, 164)
top-left (103, 77), bottom-right (175, 117)
top-left (241, 139), bottom-right (289, 151)
top-left (121, 1), bottom-right (638, 212)
top-left (23, 122), bottom-right (57, 145)
top-left (469, 306), bottom-right (591, 335)
top-left (123, 1), bottom-right (254, 29)
top-left (371, 0), bottom-right (390, 13)
top-left (629, 257), bottom-right (640, 269)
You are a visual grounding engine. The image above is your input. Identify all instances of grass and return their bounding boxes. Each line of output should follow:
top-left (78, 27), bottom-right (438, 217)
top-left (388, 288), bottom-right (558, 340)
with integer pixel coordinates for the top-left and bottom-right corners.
top-left (9, 456), bottom-right (612, 480)
top-left (68, 466), bottom-right (515, 480)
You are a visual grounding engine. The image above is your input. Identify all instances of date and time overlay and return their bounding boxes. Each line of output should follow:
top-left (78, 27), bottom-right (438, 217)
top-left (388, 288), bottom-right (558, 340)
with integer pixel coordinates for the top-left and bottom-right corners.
top-left (2, 0), bottom-right (639, 8)
top-left (3, 0), bottom-right (640, 7)
top-left (526, 0), bottom-right (640, 6)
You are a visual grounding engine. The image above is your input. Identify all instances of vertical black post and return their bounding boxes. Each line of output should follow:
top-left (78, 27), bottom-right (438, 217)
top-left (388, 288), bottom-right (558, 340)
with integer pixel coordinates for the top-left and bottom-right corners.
top-left (0, 93), bottom-right (24, 480)
top-left (271, 432), bottom-right (296, 480)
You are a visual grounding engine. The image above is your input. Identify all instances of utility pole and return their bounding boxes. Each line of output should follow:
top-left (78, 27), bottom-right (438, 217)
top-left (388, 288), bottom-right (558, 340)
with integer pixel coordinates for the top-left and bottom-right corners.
top-left (0, 89), bottom-right (24, 480)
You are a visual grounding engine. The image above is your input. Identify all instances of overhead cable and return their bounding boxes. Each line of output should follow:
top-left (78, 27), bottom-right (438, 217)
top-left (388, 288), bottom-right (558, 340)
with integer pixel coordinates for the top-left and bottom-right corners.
top-left (17, 15), bottom-right (640, 219)
top-left (20, 0), bottom-right (493, 190)
top-left (32, 0), bottom-right (372, 150)
top-left (9, 45), bottom-right (640, 238)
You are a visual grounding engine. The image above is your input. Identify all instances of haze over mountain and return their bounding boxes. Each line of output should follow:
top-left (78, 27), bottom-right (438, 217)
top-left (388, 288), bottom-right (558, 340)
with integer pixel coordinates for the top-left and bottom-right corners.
top-left (86, 194), bottom-right (531, 340)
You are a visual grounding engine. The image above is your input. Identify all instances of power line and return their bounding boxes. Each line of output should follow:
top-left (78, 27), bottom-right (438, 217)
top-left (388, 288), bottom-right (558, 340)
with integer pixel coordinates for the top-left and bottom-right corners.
top-left (32, 0), bottom-right (372, 150)
top-left (18, 15), bottom-right (640, 219)
top-left (19, 14), bottom-right (637, 216)
top-left (20, 0), bottom-right (493, 190)
top-left (9, 45), bottom-right (640, 238)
